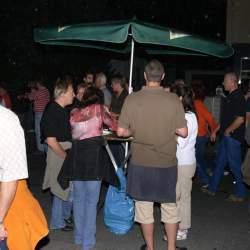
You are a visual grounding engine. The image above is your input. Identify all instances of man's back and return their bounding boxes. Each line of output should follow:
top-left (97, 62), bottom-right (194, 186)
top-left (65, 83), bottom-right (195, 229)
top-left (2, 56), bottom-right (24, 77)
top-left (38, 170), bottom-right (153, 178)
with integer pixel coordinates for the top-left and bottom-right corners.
top-left (119, 87), bottom-right (186, 167)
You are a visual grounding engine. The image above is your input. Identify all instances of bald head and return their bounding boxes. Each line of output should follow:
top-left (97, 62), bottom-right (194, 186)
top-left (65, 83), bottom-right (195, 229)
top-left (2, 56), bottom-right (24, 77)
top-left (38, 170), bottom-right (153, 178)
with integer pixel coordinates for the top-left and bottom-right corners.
top-left (223, 72), bottom-right (238, 92)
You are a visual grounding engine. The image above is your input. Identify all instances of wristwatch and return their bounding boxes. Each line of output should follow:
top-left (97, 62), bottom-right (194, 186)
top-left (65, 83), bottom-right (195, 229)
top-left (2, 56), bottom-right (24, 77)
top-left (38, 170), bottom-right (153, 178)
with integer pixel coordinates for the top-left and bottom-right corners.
top-left (0, 221), bottom-right (3, 225)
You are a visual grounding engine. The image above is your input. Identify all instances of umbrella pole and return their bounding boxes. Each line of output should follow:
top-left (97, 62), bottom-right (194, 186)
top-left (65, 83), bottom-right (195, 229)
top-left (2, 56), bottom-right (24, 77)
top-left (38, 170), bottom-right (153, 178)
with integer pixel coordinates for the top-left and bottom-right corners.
top-left (124, 38), bottom-right (135, 169)
top-left (128, 38), bottom-right (134, 94)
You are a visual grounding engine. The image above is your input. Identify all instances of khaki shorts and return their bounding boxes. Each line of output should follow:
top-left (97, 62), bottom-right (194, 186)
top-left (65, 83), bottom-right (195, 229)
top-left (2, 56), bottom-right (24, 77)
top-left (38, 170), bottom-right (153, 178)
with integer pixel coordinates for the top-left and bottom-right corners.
top-left (135, 201), bottom-right (180, 224)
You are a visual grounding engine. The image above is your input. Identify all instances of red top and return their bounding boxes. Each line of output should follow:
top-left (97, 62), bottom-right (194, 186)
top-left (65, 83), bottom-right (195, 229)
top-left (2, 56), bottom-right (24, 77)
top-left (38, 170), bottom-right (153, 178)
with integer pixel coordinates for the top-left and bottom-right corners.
top-left (194, 100), bottom-right (218, 136)
top-left (70, 104), bottom-right (117, 140)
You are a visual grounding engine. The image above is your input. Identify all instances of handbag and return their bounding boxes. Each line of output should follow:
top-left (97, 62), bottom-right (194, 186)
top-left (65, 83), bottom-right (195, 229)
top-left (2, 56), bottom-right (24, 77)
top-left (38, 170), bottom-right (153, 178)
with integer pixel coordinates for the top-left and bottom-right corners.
top-left (104, 167), bottom-right (134, 235)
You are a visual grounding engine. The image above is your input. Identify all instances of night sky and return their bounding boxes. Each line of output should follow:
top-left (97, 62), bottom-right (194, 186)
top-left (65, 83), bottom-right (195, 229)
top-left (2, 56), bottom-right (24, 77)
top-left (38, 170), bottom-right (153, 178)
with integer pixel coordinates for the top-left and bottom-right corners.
top-left (0, 0), bottom-right (228, 84)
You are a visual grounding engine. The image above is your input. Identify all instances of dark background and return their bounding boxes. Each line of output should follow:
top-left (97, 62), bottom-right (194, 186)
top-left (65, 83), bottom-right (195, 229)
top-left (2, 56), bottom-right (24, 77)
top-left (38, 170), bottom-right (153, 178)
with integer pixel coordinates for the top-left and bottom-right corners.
top-left (0, 0), bottom-right (231, 89)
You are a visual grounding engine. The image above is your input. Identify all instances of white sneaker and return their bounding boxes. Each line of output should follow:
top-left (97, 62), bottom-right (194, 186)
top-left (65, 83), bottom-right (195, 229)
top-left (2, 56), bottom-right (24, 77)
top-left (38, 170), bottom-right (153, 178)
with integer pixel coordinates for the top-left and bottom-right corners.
top-left (177, 229), bottom-right (188, 240)
top-left (162, 229), bottom-right (188, 241)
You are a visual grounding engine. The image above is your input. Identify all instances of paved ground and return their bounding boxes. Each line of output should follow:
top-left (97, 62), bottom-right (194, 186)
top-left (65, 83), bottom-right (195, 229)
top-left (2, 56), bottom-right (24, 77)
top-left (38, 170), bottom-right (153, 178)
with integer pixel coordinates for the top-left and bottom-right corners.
top-left (25, 133), bottom-right (250, 250)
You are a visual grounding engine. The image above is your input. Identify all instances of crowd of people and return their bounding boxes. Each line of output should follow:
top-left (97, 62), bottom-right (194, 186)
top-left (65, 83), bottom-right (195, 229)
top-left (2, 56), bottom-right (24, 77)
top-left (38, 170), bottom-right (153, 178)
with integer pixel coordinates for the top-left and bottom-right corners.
top-left (0, 59), bottom-right (249, 250)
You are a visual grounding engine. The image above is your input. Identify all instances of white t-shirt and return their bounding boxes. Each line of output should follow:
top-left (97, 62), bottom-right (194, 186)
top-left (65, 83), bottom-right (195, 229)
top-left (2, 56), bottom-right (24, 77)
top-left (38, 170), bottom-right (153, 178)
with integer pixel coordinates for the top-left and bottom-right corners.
top-left (0, 106), bottom-right (28, 182)
top-left (176, 112), bottom-right (198, 166)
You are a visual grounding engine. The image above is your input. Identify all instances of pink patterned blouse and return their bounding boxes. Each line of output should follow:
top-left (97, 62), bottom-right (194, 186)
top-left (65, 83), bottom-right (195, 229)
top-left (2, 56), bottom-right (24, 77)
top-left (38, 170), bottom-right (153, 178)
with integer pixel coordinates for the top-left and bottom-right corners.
top-left (70, 104), bottom-right (117, 140)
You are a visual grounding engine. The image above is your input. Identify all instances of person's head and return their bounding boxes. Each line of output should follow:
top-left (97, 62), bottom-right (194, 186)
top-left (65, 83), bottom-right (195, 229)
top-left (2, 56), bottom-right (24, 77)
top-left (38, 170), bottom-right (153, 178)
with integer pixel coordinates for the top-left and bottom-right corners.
top-left (80, 86), bottom-right (104, 107)
top-left (241, 80), bottom-right (250, 99)
top-left (174, 79), bottom-right (185, 86)
top-left (111, 75), bottom-right (126, 94)
top-left (54, 79), bottom-right (75, 107)
top-left (171, 84), bottom-right (195, 113)
top-left (144, 59), bottom-right (165, 84)
top-left (0, 86), bottom-right (7, 96)
top-left (76, 83), bottom-right (88, 101)
top-left (223, 72), bottom-right (238, 92)
top-left (95, 72), bottom-right (107, 89)
top-left (65, 74), bottom-right (74, 85)
top-left (161, 80), bottom-right (172, 92)
top-left (36, 79), bottom-right (45, 89)
top-left (192, 82), bottom-right (206, 101)
top-left (83, 72), bottom-right (94, 85)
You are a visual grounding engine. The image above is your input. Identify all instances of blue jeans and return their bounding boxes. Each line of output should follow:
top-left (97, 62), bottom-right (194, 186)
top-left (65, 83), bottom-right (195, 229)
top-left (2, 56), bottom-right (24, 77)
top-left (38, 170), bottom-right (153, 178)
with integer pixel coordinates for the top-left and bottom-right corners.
top-left (195, 136), bottom-right (210, 184)
top-left (73, 180), bottom-right (101, 250)
top-left (0, 239), bottom-right (8, 250)
top-left (50, 194), bottom-right (73, 229)
top-left (209, 136), bottom-right (246, 198)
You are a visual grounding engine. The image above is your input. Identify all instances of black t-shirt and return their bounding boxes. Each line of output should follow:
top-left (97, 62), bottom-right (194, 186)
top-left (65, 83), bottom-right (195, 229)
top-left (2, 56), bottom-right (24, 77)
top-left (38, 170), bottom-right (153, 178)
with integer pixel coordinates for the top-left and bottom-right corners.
top-left (41, 101), bottom-right (72, 142)
top-left (220, 89), bottom-right (246, 143)
top-left (110, 89), bottom-right (128, 114)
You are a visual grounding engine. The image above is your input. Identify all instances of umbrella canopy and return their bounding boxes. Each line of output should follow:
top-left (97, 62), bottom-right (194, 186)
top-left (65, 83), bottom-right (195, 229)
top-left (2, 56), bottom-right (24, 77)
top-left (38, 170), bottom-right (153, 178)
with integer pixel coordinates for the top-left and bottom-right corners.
top-left (34, 19), bottom-right (233, 58)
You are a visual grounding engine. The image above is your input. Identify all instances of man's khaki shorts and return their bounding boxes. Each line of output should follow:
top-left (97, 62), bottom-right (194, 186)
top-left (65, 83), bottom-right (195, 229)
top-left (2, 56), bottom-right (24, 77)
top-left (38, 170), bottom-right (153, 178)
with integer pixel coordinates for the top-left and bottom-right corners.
top-left (135, 200), bottom-right (180, 224)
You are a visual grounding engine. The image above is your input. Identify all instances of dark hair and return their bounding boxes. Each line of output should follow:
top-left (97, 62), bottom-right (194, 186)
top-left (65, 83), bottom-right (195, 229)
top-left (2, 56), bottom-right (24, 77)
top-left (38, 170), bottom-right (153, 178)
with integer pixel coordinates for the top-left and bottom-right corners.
top-left (111, 74), bottom-right (126, 89)
top-left (144, 59), bottom-right (164, 83)
top-left (77, 82), bottom-right (88, 90)
top-left (241, 80), bottom-right (250, 95)
top-left (192, 82), bottom-right (206, 101)
top-left (80, 86), bottom-right (104, 107)
top-left (171, 85), bottom-right (195, 113)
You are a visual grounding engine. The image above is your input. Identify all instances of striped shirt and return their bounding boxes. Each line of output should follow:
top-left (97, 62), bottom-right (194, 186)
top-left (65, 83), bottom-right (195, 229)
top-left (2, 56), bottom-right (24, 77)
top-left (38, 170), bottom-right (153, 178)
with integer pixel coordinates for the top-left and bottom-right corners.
top-left (29, 87), bottom-right (50, 112)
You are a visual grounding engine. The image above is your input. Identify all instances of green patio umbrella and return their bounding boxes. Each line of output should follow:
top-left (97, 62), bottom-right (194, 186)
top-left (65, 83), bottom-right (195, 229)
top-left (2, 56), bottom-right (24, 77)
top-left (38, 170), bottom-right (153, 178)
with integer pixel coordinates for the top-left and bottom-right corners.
top-left (34, 18), bottom-right (234, 165)
top-left (34, 18), bottom-right (233, 93)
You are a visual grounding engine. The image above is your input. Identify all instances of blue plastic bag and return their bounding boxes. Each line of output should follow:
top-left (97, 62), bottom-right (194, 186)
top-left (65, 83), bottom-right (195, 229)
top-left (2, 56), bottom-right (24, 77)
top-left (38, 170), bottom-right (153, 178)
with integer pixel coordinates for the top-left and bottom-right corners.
top-left (104, 168), bottom-right (134, 234)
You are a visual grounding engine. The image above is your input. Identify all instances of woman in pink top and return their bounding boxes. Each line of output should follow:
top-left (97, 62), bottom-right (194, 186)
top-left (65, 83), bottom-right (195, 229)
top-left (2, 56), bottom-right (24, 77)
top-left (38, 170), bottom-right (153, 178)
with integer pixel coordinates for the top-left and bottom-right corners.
top-left (58, 87), bottom-right (119, 250)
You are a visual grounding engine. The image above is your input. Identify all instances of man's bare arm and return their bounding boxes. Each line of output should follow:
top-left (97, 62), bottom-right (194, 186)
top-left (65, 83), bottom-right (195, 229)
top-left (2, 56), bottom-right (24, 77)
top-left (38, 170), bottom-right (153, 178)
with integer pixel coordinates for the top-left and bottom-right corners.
top-left (0, 181), bottom-right (17, 222)
top-left (46, 137), bottom-right (66, 159)
top-left (0, 181), bottom-right (18, 239)
top-left (117, 127), bottom-right (132, 137)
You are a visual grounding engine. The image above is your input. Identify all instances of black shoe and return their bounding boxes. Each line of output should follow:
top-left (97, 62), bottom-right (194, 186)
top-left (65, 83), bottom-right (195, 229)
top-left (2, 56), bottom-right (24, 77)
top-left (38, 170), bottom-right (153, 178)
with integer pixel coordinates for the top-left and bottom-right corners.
top-left (61, 224), bottom-right (73, 232)
top-left (176, 247), bottom-right (188, 250)
top-left (140, 244), bottom-right (147, 250)
top-left (64, 217), bottom-right (73, 225)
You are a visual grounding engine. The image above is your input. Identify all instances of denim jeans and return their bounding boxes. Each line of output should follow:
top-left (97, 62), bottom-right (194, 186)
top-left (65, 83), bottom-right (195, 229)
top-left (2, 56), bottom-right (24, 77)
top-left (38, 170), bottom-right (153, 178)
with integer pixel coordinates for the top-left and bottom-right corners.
top-left (0, 239), bottom-right (8, 250)
top-left (209, 136), bottom-right (246, 198)
top-left (35, 112), bottom-right (46, 152)
top-left (50, 194), bottom-right (73, 229)
top-left (195, 136), bottom-right (210, 184)
top-left (73, 180), bottom-right (101, 250)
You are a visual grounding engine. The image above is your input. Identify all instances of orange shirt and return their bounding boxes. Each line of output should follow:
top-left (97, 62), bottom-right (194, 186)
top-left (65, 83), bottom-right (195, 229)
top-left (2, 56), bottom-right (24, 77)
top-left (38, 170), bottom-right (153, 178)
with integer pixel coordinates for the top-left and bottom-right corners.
top-left (4, 180), bottom-right (48, 250)
top-left (194, 100), bottom-right (218, 137)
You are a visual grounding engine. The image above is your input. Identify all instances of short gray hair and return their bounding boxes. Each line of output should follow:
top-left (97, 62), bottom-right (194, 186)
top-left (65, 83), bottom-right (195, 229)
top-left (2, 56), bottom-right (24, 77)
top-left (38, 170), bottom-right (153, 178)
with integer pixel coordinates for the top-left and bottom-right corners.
top-left (145, 59), bottom-right (164, 83)
top-left (54, 79), bottom-right (72, 99)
